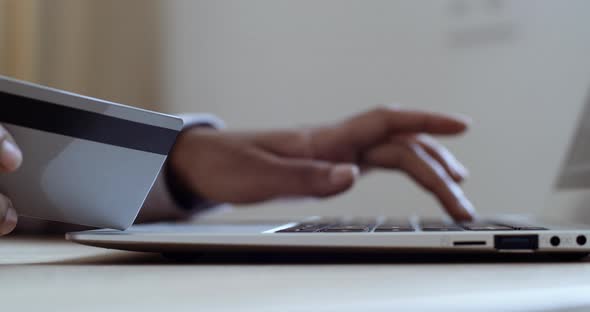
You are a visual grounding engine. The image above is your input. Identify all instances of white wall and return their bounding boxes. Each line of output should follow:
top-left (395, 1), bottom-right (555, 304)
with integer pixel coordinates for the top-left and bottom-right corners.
top-left (161, 0), bottom-right (590, 221)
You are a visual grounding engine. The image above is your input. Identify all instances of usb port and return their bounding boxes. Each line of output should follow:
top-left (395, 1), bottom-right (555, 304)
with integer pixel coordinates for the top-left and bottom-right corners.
top-left (494, 235), bottom-right (538, 250)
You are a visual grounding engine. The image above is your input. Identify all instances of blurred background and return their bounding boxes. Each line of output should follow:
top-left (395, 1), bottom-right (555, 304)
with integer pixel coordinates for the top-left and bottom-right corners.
top-left (2, 0), bottom-right (590, 222)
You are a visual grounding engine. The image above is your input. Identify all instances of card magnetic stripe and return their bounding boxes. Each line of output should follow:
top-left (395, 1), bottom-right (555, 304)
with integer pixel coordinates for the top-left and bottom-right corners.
top-left (0, 91), bottom-right (179, 155)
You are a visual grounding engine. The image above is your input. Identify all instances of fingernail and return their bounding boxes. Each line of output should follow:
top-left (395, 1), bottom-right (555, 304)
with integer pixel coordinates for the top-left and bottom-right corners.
top-left (449, 182), bottom-right (477, 220)
top-left (5, 206), bottom-right (17, 225)
top-left (455, 163), bottom-right (470, 179)
top-left (0, 140), bottom-right (23, 171)
top-left (1, 204), bottom-right (18, 235)
top-left (450, 113), bottom-right (473, 126)
top-left (330, 164), bottom-right (359, 186)
top-left (461, 198), bottom-right (477, 220)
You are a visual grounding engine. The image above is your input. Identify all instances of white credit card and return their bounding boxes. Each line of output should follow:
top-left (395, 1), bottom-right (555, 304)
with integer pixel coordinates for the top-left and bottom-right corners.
top-left (0, 76), bottom-right (183, 230)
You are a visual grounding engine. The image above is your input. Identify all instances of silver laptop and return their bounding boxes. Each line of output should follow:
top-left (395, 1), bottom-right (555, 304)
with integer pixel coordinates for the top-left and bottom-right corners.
top-left (66, 213), bottom-right (590, 257)
top-left (61, 1), bottom-right (590, 258)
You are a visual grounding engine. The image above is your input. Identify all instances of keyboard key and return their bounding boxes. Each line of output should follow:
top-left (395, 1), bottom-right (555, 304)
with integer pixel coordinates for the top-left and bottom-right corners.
top-left (490, 221), bottom-right (549, 231)
top-left (419, 220), bottom-right (463, 232)
top-left (461, 223), bottom-right (514, 231)
top-left (321, 228), bottom-right (371, 233)
top-left (380, 219), bottom-right (413, 227)
top-left (277, 228), bottom-right (317, 233)
top-left (277, 223), bottom-right (331, 233)
top-left (421, 226), bottom-right (464, 232)
top-left (340, 221), bottom-right (378, 229)
top-left (374, 226), bottom-right (415, 232)
top-left (321, 225), bottom-right (372, 232)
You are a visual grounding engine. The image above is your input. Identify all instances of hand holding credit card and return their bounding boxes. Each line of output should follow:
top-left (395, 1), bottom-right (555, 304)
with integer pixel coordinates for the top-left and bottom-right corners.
top-left (0, 76), bottom-right (183, 230)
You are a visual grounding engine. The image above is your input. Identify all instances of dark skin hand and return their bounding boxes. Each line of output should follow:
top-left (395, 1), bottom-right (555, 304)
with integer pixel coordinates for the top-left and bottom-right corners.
top-left (170, 107), bottom-right (475, 221)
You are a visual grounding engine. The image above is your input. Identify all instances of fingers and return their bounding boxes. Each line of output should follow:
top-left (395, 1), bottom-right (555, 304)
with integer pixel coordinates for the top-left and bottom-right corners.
top-left (0, 125), bottom-right (23, 172)
top-left (414, 135), bottom-right (469, 182)
top-left (0, 125), bottom-right (20, 235)
top-left (266, 158), bottom-right (360, 198)
top-left (362, 142), bottom-right (476, 221)
top-left (343, 107), bottom-right (471, 148)
top-left (0, 194), bottom-right (18, 236)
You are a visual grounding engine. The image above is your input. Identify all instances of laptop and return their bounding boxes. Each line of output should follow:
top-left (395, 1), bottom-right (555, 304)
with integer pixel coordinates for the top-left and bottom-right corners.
top-left (65, 2), bottom-right (590, 259)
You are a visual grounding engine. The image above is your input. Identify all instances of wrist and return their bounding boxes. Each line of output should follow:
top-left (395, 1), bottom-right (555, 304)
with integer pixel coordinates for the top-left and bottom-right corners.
top-left (167, 127), bottom-right (218, 210)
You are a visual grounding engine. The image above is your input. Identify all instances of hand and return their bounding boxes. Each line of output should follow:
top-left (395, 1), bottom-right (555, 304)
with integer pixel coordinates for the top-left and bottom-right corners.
top-left (0, 124), bottom-right (22, 235)
top-left (170, 107), bottom-right (475, 221)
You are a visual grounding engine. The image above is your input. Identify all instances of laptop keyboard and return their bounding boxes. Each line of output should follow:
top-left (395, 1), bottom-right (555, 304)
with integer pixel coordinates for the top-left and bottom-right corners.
top-left (276, 218), bottom-right (548, 233)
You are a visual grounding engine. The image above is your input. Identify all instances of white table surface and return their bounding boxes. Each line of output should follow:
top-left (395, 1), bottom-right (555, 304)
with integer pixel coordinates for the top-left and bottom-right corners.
top-left (3, 236), bottom-right (590, 312)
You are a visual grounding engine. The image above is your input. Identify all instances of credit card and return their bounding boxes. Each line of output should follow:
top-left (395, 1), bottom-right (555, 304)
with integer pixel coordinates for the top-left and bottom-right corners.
top-left (0, 76), bottom-right (183, 229)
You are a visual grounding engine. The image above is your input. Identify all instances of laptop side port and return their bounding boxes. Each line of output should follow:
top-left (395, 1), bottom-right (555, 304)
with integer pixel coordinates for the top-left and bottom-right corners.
top-left (453, 241), bottom-right (486, 246)
top-left (494, 235), bottom-right (539, 250)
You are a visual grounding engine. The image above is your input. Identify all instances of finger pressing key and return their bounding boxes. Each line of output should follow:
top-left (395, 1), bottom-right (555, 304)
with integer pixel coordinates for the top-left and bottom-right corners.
top-left (362, 141), bottom-right (476, 221)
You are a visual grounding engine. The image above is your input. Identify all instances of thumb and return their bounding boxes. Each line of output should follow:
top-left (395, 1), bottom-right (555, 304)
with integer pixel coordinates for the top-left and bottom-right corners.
top-left (270, 160), bottom-right (360, 198)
